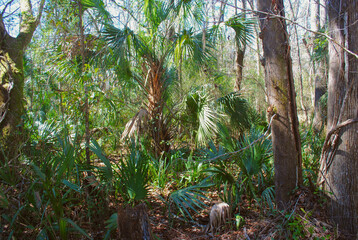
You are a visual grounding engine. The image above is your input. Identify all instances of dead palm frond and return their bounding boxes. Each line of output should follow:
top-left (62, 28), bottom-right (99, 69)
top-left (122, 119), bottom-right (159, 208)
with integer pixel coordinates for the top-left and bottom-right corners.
top-left (121, 108), bottom-right (149, 141)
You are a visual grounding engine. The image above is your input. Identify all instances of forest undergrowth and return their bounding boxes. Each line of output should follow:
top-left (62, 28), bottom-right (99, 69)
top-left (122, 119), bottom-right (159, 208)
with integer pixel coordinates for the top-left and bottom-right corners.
top-left (0, 118), bottom-right (349, 239)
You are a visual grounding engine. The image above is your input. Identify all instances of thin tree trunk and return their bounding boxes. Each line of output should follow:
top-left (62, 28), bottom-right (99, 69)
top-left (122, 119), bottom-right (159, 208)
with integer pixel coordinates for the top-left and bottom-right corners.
top-left (257, 0), bottom-right (302, 209)
top-left (312, 0), bottom-right (328, 132)
top-left (247, 0), bottom-right (262, 77)
top-left (288, 0), bottom-right (309, 122)
top-left (78, 1), bottom-right (91, 168)
top-left (235, 0), bottom-right (246, 92)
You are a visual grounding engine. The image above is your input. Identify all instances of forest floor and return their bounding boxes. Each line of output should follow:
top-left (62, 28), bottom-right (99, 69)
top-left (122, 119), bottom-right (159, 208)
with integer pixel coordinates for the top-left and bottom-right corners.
top-left (1, 182), bottom-right (352, 239)
top-left (146, 188), bottom-right (349, 240)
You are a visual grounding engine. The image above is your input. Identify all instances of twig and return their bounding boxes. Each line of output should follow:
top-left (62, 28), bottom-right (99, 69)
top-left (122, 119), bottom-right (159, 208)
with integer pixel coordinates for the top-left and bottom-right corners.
top-left (216, 0), bottom-right (358, 59)
top-left (1, 0), bottom-right (16, 16)
top-left (284, 193), bottom-right (304, 223)
top-left (244, 227), bottom-right (251, 240)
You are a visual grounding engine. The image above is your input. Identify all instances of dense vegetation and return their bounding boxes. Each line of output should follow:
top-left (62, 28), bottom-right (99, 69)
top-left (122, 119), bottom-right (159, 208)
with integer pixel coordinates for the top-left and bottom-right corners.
top-left (0, 0), bottom-right (357, 239)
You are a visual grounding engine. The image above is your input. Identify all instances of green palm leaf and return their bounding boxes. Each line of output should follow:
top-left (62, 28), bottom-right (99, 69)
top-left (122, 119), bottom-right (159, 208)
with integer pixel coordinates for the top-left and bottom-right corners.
top-left (168, 181), bottom-right (212, 220)
top-left (225, 13), bottom-right (256, 48)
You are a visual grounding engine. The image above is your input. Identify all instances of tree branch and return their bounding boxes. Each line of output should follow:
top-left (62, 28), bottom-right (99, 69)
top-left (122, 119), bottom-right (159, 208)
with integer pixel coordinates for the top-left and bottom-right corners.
top-left (16, 0), bottom-right (45, 48)
top-left (0, 13), bottom-right (7, 38)
top-left (318, 117), bottom-right (358, 186)
top-left (216, 0), bottom-right (358, 59)
top-left (1, 0), bottom-right (16, 16)
top-left (36, 0), bottom-right (46, 25)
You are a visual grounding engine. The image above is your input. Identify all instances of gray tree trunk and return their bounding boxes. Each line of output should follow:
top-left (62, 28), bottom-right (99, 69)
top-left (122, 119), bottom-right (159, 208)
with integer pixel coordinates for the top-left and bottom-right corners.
top-left (257, 0), bottom-right (302, 209)
top-left (322, 0), bottom-right (358, 235)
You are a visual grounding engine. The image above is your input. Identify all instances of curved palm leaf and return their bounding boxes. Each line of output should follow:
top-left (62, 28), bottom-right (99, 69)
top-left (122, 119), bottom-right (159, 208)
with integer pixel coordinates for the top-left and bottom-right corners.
top-left (186, 85), bottom-right (220, 145)
top-left (81, 0), bottom-right (111, 23)
top-left (174, 28), bottom-right (214, 67)
top-left (225, 13), bottom-right (256, 48)
top-left (144, 0), bottom-right (171, 32)
top-left (168, 181), bottom-right (212, 220)
top-left (217, 92), bottom-right (251, 132)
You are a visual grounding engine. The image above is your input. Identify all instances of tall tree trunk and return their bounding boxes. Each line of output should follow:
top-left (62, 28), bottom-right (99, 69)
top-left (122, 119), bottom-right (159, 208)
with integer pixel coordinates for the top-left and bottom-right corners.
top-left (77, 1), bottom-right (91, 168)
top-left (247, 0), bottom-right (262, 77)
top-left (320, 0), bottom-right (358, 235)
top-left (288, 0), bottom-right (309, 122)
top-left (257, 0), bottom-right (302, 209)
top-left (235, 0), bottom-right (246, 92)
top-left (312, 0), bottom-right (328, 132)
top-left (0, 0), bottom-right (45, 163)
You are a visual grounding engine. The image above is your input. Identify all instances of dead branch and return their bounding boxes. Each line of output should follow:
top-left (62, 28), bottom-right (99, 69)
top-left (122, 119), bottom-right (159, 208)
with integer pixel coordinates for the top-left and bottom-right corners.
top-left (216, 0), bottom-right (358, 59)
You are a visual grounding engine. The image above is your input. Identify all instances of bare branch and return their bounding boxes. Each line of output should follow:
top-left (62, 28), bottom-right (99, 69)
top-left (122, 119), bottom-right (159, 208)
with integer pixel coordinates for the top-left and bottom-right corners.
top-left (216, 0), bottom-right (358, 59)
top-left (36, 0), bottom-right (45, 25)
top-left (0, 13), bottom-right (7, 37)
top-left (16, 0), bottom-right (45, 48)
top-left (1, 0), bottom-right (16, 16)
top-left (318, 117), bottom-right (358, 186)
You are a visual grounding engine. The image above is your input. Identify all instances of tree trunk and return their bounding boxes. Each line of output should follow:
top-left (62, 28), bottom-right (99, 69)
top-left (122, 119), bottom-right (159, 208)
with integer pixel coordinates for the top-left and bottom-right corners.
top-left (0, 46), bottom-right (25, 163)
top-left (235, 48), bottom-right (244, 91)
top-left (312, 0), bottom-right (327, 132)
top-left (0, 0), bottom-right (45, 163)
top-left (235, 0), bottom-right (246, 92)
top-left (117, 203), bottom-right (152, 240)
top-left (77, 1), bottom-right (91, 168)
top-left (321, 0), bottom-right (358, 235)
top-left (257, 0), bottom-right (302, 209)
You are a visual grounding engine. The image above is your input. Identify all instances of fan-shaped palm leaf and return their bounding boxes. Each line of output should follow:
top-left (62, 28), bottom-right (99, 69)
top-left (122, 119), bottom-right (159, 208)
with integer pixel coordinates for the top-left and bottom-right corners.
top-left (168, 181), bottom-right (212, 220)
top-left (174, 28), bottom-right (214, 67)
top-left (144, 0), bottom-right (171, 32)
top-left (225, 13), bottom-right (255, 48)
top-left (217, 92), bottom-right (251, 132)
top-left (185, 85), bottom-right (220, 145)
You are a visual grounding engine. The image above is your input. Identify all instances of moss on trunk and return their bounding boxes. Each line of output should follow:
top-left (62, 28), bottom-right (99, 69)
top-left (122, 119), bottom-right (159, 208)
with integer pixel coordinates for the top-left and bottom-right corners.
top-left (0, 50), bottom-right (25, 163)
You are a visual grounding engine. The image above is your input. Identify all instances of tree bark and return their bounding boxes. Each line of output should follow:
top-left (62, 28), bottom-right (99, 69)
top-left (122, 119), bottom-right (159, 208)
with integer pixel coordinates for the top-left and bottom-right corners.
top-left (77, 1), bottom-right (91, 168)
top-left (321, 0), bottom-right (358, 235)
top-left (235, 0), bottom-right (246, 92)
top-left (117, 203), bottom-right (152, 240)
top-left (312, 0), bottom-right (328, 132)
top-left (0, 0), bottom-right (45, 163)
top-left (288, 0), bottom-right (309, 122)
top-left (257, 0), bottom-right (302, 209)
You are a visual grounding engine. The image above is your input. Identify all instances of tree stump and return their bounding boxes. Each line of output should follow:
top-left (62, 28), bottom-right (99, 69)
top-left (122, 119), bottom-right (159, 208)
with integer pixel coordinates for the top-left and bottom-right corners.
top-left (205, 202), bottom-right (231, 234)
top-left (117, 203), bottom-right (152, 240)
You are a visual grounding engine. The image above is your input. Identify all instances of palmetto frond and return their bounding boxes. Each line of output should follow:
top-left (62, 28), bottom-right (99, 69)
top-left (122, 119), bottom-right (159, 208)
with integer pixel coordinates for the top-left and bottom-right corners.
top-left (238, 128), bottom-right (272, 177)
top-left (172, 0), bottom-right (205, 28)
top-left (174, 28), bottom-right (214, 67)
top-left (186, 85), bottom-right (220, 145)
top-left (217, 92), bottom-right (251, 132)
top-left (144, 0), bottom-right (171, 31)
top-left (102, 25), bottom-right (152, 62)
top-left (168, 181), bottom-right (211, 220)
top-left (81, 0), bottom-right (111, 23)
top-left (225, 13), bottom-right (256, 48)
